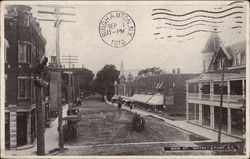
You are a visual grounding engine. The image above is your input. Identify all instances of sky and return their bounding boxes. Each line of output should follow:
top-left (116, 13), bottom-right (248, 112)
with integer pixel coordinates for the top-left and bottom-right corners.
top-left (10, 1), bottom-right (246, 75)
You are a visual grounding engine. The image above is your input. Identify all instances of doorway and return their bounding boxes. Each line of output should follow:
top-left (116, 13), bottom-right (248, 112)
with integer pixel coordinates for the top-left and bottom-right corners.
top-left (17, 112), bottom-right (27, 146)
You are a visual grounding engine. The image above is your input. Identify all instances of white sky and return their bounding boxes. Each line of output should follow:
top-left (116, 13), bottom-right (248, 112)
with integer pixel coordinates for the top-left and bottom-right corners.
top-left (8, 1), bottom-right (246, 75)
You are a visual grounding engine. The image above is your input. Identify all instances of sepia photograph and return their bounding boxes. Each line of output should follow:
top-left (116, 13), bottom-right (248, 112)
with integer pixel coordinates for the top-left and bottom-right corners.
top-left (1, 0), bottom-right (249, 158)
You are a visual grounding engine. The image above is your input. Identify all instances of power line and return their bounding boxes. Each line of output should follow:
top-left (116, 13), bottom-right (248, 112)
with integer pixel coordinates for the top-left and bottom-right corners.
top-left (38, 4), bottom-right (75, 154)
top-left (61, 55), bottom-right (78, 68)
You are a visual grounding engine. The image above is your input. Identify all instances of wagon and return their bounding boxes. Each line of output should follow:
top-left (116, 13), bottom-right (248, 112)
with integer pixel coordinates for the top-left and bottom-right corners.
top-left (63, 115), bottom-right (79, 142)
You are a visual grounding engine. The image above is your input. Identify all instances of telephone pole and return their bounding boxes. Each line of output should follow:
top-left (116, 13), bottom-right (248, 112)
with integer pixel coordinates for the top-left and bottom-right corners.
top-left (61, 55), bottom-right (78, 104)
top-left (38, 5), bottom-right (75, 153)
top-left (61, 55), bottom-right (78, 68)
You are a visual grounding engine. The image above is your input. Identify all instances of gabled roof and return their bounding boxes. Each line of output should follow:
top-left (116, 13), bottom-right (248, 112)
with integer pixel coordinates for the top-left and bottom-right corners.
top-left (207, 46), bottom-right (232, 71)
top-left (202, 31), bottom-right (222, 53)
top-left (226, 41), bottom-right (245, 57)
top-left (119, 75), bottom-right (126, 82)
top-left (207, 41), bottom-right (246, 71)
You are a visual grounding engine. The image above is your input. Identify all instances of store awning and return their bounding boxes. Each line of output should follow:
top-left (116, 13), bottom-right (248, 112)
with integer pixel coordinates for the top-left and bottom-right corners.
top-left (112, 95), bottom-right (117, 99)
top-left (131, 94), bottom-right (145, 102)
top-left (140, 95), bottom-right (153, 103)
top-left (131, 94), bottom-right (153, 103)
top-left (147, 94), bottom-right (163, 105)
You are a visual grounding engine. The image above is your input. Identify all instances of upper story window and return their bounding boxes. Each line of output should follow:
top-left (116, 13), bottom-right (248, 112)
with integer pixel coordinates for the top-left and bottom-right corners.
top-left (203, 60), bottom-right (206, 71)
top-left (18, 77), bottom-right (31, 98)
top-left (201, 82), bottom-right (210, 94)
top-left (234, 53), bottom-right (241, 66)
top-left (18, 42), bottom-right (31, 63)
top-left (23, 11), bottom-right (30, 26)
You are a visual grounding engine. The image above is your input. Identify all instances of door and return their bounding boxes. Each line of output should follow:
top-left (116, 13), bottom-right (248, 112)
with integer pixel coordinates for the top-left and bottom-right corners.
top-left (17, 112), bottom-right (27, 146)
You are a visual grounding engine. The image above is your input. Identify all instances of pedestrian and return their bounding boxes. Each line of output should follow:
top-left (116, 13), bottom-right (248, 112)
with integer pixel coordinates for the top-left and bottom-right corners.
top-left (129, 102), bottom-right (133, 110)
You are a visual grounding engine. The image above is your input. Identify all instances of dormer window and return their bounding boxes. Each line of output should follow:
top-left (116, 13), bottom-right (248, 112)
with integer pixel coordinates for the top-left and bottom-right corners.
top-left (234, 53), bottom-right (241, 66)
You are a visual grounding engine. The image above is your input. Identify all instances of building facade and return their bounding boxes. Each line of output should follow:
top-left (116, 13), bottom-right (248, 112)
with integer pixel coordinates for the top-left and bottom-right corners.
top-left (186, 32), bottom-right (246, 138)
top-left (115, 62), bottom-right (199, 112)
top-left (5, 5), bottom-right (47, 149)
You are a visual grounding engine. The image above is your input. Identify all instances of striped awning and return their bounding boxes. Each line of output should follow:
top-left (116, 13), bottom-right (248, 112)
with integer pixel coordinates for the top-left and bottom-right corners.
top-left (147, 94), bottom-right (163, 105)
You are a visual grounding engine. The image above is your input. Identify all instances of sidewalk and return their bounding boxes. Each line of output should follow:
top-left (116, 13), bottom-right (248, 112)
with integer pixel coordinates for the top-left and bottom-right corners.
top-left (107, 101), bottom-right (242, 143)
top-left (5, 104), bottom-right (69, 156)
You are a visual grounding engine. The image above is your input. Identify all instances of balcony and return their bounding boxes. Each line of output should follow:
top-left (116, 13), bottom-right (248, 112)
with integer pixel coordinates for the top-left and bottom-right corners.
top-left (201, 94), bottom-right (210, 100)
top-left (187, 93), bottom-right (199, 99)
top-left (187, 93), bottom-right (244, 104)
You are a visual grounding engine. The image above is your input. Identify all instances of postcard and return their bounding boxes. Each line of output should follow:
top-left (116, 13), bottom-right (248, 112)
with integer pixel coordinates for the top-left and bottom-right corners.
top-left (1, 0), bottom-right (249, 158)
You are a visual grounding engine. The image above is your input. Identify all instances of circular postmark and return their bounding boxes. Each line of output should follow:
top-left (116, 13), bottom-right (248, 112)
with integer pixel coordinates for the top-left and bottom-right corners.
top-left (99, 11), bottom-right (135, 48)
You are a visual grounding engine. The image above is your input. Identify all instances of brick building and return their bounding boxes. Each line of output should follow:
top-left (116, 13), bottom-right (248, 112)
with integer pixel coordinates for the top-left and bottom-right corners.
top-left (114, 61), bottom-right (199, 112)
top-left (4, 5), bottom-right (47, 149)
top-left (186, 31), bottom-right (246, 138)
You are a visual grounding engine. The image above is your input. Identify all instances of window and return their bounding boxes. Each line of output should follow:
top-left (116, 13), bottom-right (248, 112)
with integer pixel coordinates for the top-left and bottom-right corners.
top-left (18, 78), bottom-right (26, 98)
top-left (18, 77), bottom-right (31, 98)
top-left (234, 53), bottom-right (241, 66)
top-left (216, 60), bottom-right (223, 70)
top-left (188, 83), bottom-right (198, 93)
top-left (18, 42), bottom-right (31, 63)
top-left (214, 81), bottom-right (227, 95)
top-left (203, 60), bottom-right (206, 71)
top-left (201, 82), bottom-right (210, 94)
top-left (18, 43), bottom-right (26, 63)
top-left (230, 80), bottom-right (242, 95)
top-left (23, 12), bottom-right (30, 26)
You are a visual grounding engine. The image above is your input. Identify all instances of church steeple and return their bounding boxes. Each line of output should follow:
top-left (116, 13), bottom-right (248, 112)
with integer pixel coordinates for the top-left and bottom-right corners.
top-left (119, 60), bottom-right (125, 78)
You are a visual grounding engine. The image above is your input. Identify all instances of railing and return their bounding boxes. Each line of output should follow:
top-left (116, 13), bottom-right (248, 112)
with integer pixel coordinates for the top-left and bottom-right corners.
top-left (230, 95), bottom-right (243, 102)
top-left (213, 94), bottom-right (228, 101)
top-left (187, 92), bottom-right (244, 104)
top-left (201, 94), bottom-right (210, 100)
top-left (188, 93), bottom-right (199, 99)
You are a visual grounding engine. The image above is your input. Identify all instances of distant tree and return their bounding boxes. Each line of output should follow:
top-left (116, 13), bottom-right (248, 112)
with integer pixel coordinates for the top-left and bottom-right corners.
top-left (62, 68), bottom-right (94, 101)
top-left (73, 68), bottom-right (94, 96)
top-left (94, 64), bottom-right (119, 101)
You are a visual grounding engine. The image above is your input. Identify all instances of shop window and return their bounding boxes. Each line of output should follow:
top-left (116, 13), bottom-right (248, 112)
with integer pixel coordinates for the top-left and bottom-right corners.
top-left (214, 81), bottom-right (227, 95)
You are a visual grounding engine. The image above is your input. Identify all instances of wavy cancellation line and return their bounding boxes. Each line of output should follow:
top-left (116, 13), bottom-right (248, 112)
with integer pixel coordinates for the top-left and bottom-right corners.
top-left (176, 30), bottom-right (221, 37)
top-left (231, 26), bottom-right (242, 29)
top-left (152, 12), bottom-right (244, 22)
top-left (164, 20), bottom-right (223, 27)
top-left (155, 23), bottom-right (218, 30)
top-left (227, 1), bottom-right (244, 6)
top-left (178, 37), bottom-right (195, 42)
top-left (152, 6), bottom-right (243, 17)
top-left (152, 8), bottom-right (172, 12)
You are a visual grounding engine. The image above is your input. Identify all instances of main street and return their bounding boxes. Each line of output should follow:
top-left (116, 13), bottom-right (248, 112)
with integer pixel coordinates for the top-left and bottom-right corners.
top-left (58, 94), bottom-right (243, 155)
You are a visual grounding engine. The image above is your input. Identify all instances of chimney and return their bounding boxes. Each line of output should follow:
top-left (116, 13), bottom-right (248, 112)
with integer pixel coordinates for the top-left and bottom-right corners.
top-left (172, 68), bottom-right (176, 74)
top-left (72, 64), bottom-right (74, 68)
top-left (82, 64), bottom-right (84, 68)
top-left (177, 68), bottom-right (180, 74)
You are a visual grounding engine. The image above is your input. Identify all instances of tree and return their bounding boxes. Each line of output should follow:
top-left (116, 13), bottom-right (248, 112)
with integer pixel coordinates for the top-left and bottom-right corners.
top-left (94, 64), bottom-right (119, 100)
top-left (61, 68), bottom-right (94, 102)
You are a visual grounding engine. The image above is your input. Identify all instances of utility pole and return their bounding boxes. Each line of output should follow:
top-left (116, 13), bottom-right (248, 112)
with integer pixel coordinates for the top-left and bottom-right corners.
top-left (32, 55), bottom-right (48, 155)
top-left (61, 55), bottom-right (78, 103)
top-left (61, 55), bottom-right (78, 68)
top-left (38, 5), bottom-right (75, 153)
top-left (218, 57), bottom-right (226, 143)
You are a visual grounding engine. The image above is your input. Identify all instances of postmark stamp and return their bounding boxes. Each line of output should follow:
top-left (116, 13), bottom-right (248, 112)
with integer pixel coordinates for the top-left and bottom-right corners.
top-left (99, 11), bottom-right (135, 48)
